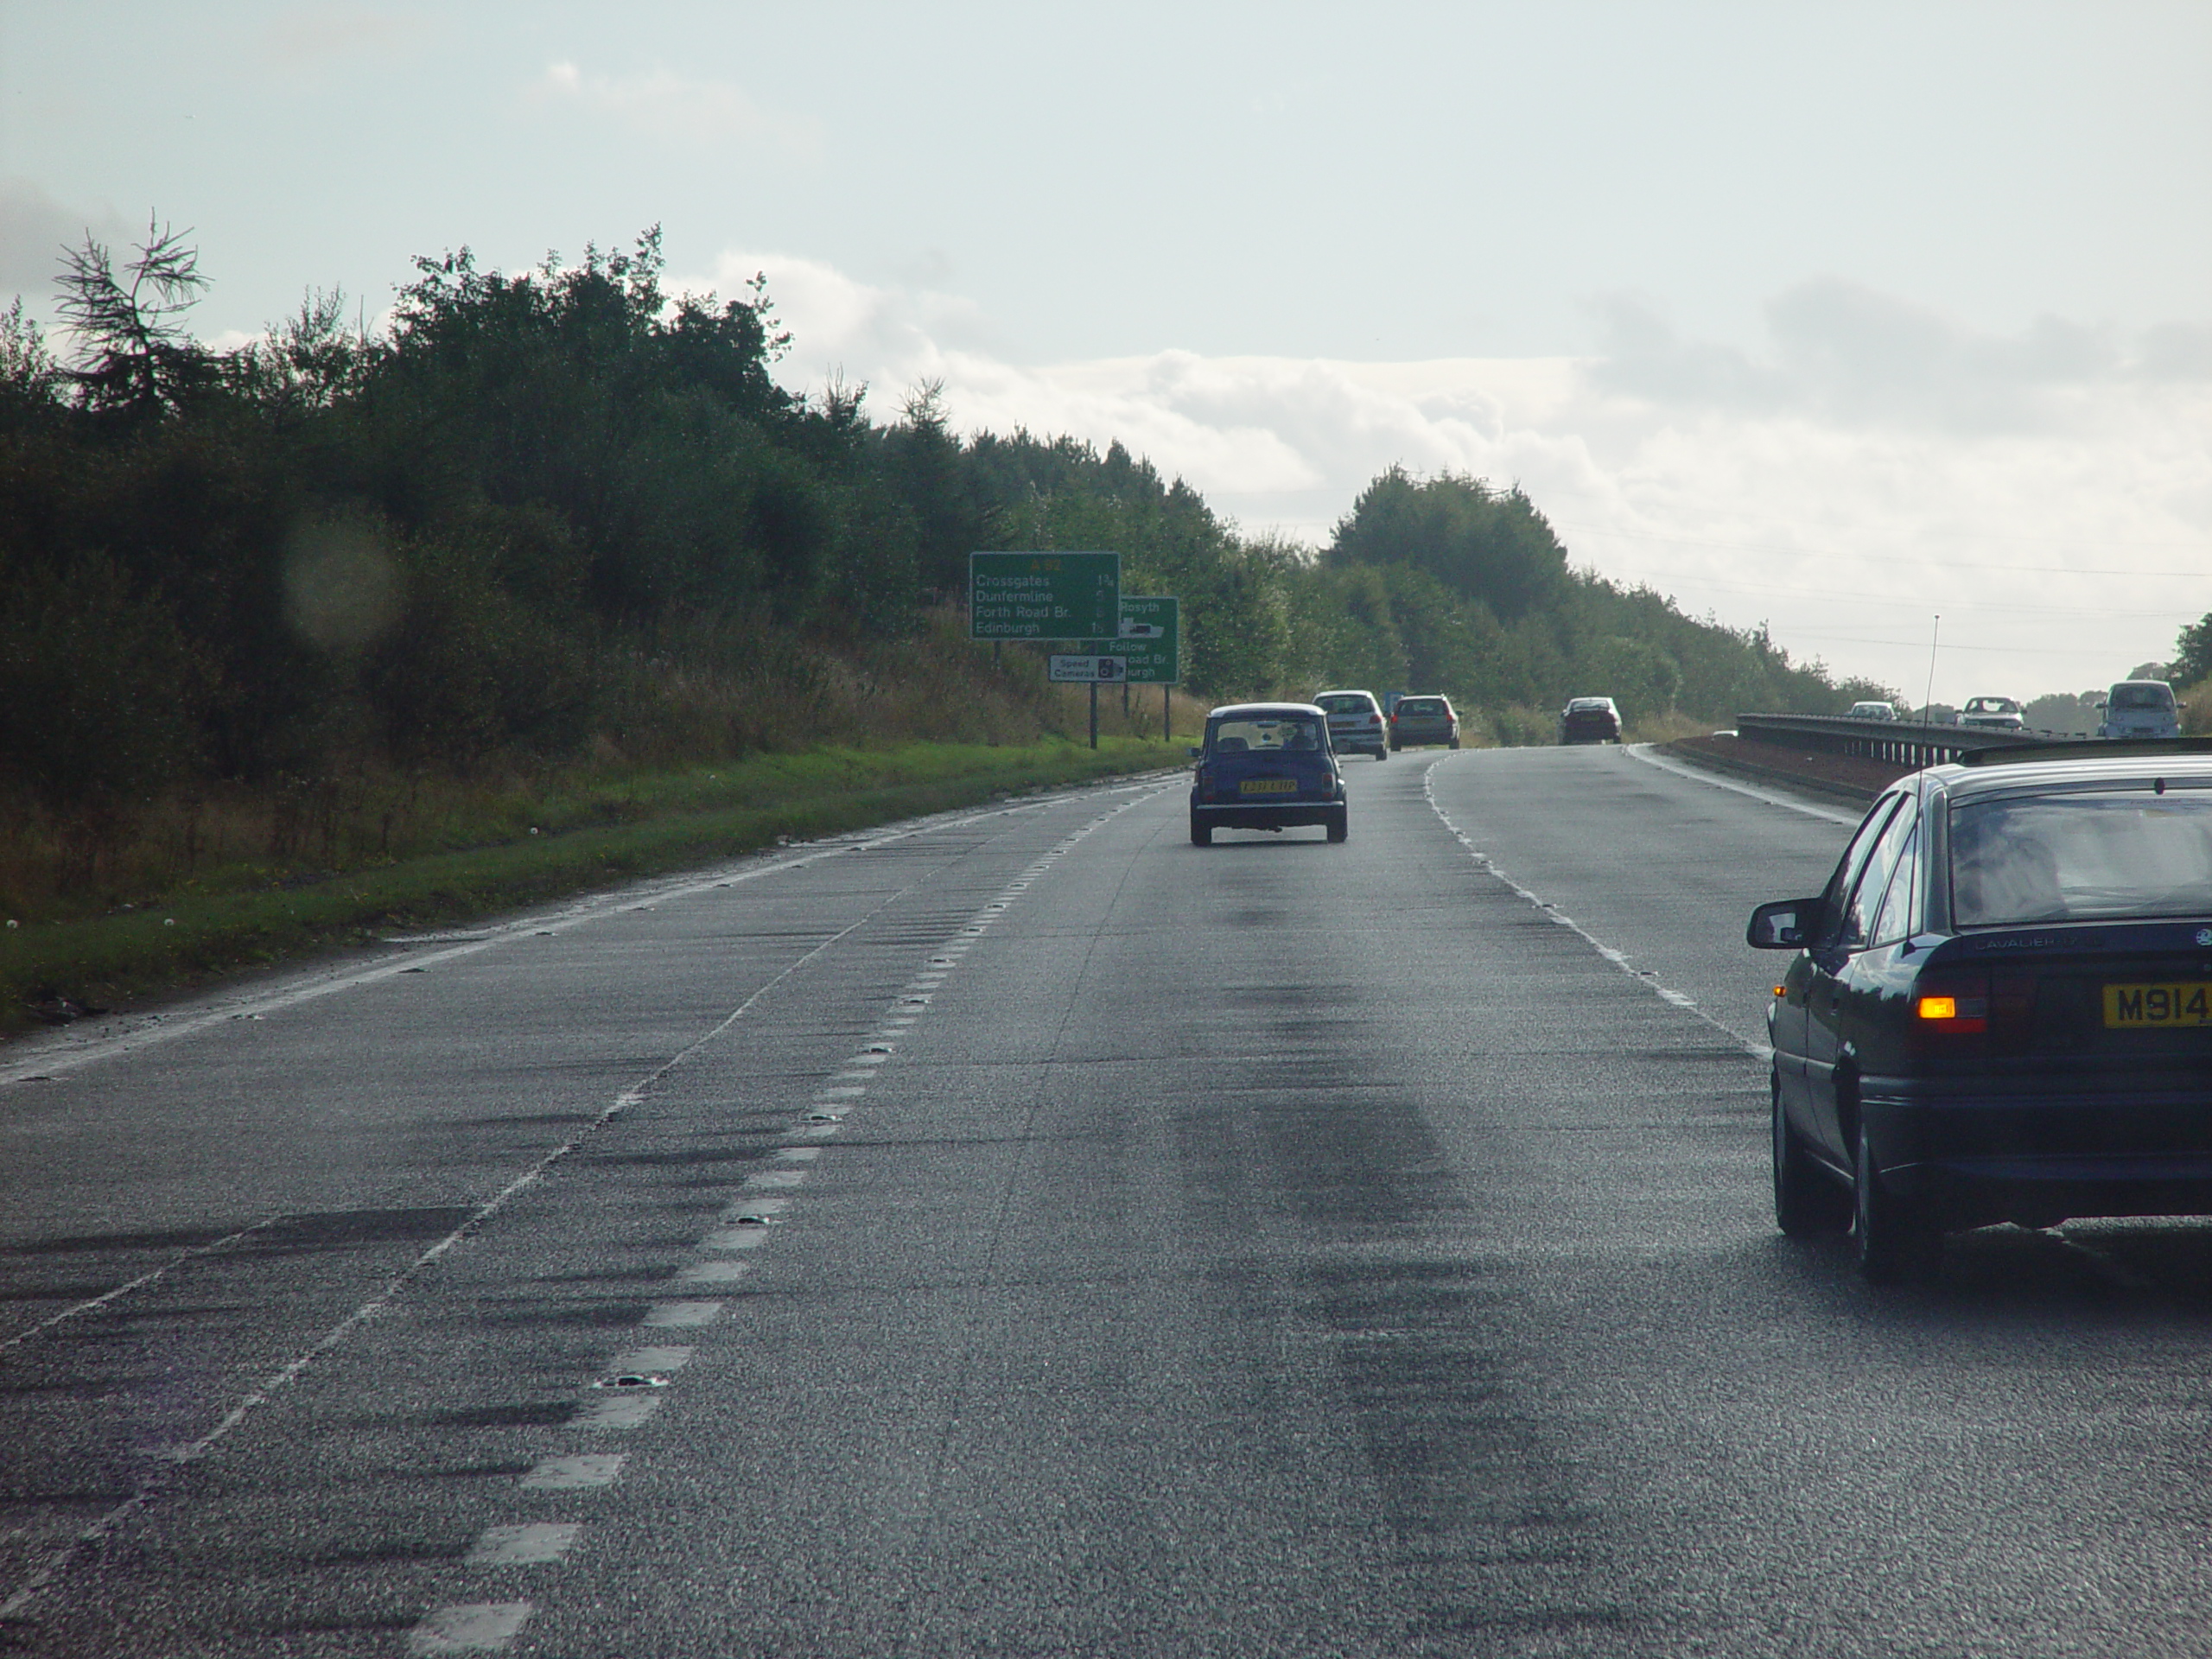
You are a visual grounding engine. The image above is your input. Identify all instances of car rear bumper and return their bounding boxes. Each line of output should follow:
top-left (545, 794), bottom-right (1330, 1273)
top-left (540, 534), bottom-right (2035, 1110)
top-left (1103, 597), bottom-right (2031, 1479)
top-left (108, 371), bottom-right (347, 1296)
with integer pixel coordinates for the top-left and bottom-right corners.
top-left (1862, 1081), bottom-right (2212, 1224)
top-left (1190, 797), bottom-right (1342, 830)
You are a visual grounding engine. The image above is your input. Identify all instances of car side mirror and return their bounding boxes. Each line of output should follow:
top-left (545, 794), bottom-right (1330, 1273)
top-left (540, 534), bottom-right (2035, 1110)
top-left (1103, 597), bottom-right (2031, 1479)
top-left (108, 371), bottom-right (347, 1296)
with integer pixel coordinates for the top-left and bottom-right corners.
top-left (1747, 896), bottom-right (1823, 950)
top-left (1187, 746), bottom-right (1205, 760)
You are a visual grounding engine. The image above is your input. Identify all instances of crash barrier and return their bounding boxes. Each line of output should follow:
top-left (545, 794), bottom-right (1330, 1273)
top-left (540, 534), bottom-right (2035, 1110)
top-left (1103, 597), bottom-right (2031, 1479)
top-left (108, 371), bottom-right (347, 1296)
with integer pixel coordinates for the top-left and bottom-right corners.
top-left (1734, 714), bottom-right (2045, 770)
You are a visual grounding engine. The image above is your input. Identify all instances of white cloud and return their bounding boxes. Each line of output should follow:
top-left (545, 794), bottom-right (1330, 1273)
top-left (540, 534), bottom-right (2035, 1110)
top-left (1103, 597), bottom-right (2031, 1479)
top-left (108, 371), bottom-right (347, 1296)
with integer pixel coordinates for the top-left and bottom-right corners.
top-left (1591, 279), bottom-right (2210, 435)
top-left (684, 247), bottom-right (2212, 701)
top-left (533, 62), bottom-right (818, 154)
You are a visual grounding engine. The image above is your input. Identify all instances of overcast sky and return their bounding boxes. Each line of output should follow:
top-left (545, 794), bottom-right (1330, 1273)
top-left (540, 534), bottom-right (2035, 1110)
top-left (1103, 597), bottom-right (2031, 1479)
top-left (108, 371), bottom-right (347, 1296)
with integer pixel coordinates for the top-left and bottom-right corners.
top-left (4, 2), bottom-right (2208, 702)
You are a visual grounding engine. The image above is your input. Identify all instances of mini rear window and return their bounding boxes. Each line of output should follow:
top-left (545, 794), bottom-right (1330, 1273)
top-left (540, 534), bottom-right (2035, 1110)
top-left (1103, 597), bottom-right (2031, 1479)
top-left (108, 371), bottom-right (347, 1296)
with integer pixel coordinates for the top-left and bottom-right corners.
top-left (1950, 789), bottom-right (2212, 926)
top-left (1210, 717), bottom-right (1325, 753)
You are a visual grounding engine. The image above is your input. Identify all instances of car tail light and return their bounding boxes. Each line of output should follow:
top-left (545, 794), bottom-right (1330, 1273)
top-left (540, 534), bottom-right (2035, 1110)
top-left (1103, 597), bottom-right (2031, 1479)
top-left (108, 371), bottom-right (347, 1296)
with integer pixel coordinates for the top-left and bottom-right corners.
top-left (1914, 969), bottom-right (1989, 1034)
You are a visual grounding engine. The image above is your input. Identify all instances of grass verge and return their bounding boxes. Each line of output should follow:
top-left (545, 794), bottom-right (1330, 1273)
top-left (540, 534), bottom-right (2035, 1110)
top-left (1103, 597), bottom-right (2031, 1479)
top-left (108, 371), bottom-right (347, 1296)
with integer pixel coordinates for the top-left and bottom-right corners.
top-left (2, 737), bottom-right (1175, 1039)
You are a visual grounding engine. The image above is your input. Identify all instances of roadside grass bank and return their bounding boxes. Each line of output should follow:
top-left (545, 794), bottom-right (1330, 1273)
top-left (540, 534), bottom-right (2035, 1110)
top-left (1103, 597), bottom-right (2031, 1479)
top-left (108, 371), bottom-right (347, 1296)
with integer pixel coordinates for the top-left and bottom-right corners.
top-left (1, 736), bottom-right (1177, 1038)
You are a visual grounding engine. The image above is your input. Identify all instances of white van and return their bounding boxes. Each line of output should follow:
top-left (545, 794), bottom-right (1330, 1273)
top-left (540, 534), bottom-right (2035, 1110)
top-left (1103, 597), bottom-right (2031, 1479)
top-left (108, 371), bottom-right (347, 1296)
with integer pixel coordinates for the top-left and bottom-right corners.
top-left (2097, 680), bottom-right (2180, 740)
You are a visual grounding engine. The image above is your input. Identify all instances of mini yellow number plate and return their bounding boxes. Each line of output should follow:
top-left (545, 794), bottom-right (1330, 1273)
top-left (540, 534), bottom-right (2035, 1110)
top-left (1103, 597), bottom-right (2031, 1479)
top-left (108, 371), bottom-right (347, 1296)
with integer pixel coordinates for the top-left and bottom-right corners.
top-left (2104, 982), bottom-right (2212, 1028)
top-left (1239, 779), bottom-right (1298, 795)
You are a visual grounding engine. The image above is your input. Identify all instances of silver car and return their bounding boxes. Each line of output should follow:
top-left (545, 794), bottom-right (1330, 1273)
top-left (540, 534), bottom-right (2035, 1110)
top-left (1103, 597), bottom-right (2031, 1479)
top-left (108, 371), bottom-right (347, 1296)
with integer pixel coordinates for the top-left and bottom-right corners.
top-left (1313, 689), bottom-right (1389, 760)
top-left (1958, 696), bottom-right (2024, 731)
top-left (2098, 681), bottom-right (2180, 741)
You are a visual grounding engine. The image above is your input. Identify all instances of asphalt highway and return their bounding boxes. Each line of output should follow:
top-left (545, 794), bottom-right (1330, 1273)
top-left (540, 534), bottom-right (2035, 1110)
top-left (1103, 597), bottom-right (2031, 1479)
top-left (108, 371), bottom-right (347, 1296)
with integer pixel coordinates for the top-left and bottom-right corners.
top-left (4, 747), bottom-right (2212, 1656)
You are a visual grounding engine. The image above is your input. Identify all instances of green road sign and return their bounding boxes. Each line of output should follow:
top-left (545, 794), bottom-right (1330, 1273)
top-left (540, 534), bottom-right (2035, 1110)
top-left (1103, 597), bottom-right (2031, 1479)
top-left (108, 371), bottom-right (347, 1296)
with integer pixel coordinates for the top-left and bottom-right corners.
top-left (969, 551), bottom-right (1121, 641)
top-left (1079, 594), bottom-right (1179, 684)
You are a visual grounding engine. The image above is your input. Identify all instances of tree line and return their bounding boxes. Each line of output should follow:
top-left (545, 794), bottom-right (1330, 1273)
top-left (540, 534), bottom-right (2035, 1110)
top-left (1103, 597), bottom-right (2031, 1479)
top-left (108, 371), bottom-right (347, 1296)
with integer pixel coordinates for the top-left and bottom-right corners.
top-left (3, 223), bottom-right (1913, 852)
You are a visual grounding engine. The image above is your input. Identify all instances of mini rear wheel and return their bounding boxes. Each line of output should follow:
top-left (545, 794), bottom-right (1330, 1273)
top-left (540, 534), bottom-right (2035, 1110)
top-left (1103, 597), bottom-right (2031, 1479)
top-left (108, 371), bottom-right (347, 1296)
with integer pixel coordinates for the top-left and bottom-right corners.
top-left (1325, 807), bottom-right (1348, 842)
top-left (1190, 817), bottom-right (1212, 847)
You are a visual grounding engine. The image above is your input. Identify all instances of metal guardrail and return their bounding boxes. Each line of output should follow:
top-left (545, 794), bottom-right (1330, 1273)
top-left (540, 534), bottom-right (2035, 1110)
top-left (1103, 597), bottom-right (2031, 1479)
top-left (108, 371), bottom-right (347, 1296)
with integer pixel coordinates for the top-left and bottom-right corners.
top-left (1734, 713), bottom-right (2050, 769)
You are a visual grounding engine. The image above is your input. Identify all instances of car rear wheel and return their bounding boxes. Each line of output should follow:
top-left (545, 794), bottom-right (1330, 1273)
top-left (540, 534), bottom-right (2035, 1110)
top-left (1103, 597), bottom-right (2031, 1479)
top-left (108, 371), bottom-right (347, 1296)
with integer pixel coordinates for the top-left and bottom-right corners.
top-left (1772, 1070), bottom-right (1849, 1237)
top-left (1448, 737), bottom-right (1461, 749)
top-left (1189, 816), bottom-right (1212, 847)
top-left (1854, 1123), bottom-right (1938, 1283)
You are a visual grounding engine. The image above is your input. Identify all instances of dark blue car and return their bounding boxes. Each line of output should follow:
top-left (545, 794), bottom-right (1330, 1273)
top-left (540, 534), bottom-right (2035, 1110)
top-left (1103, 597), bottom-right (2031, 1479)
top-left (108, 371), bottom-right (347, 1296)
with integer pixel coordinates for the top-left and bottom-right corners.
top-left (1189, 702), bottom-right (1348, 845)
top-left (1749, 741), bottom-right (2212, 1281)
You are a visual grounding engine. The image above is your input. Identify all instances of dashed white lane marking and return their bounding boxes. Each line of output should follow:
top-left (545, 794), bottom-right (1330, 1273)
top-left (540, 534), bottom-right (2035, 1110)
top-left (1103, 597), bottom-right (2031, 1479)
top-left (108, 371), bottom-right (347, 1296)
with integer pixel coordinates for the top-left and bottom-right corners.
top-left (673, 1260), bottom-right (753, 1284)
top-left (572, 1393), bottom-right (663, 1429)
top-left (408, 1601), bottom-right (533, 1654)
top-left (641, 1300), bottom-right (721, 1327)
top-left (698, 1228), bottom-right (771, 1251)
top-left (0, 826), bottom-right (964, 1620)
top-left (1422, 760), bottom-right (1770, 1063)
top-left (444, 784), bottom-right (1177, 1650)
top-left (610, 1345), bottom-right (694, 1373)
top-left (520, 1454), bottom-right (625, 1491)
top-left (466, 1523), bottom-right (581, 1566)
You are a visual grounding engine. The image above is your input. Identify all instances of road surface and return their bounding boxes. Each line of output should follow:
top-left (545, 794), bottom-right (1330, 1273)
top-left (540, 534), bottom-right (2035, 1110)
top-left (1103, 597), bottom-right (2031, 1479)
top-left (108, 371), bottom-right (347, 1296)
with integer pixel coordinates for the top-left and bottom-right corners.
top-left (4, 747), bottom-right (2209, 1656)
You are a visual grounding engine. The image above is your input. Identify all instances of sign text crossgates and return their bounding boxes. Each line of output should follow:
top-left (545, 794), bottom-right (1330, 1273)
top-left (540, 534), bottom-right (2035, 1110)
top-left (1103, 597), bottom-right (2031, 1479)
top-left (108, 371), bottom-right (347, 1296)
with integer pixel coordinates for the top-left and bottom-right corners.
top-left (969, 552), bottom-right (1121, 641)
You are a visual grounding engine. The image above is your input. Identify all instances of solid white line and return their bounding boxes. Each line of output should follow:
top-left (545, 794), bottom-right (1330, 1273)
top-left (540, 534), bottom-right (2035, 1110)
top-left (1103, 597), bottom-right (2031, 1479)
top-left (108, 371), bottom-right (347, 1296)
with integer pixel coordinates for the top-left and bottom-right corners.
top-left (0, 1213), bottom-right (289, 1357)
top-left (1625, 742), bottom-right (1863, 826)
top-left (0, 863), bottom-right (914, 1620)
top-left (0, 785), bottom-right (1160, 1087)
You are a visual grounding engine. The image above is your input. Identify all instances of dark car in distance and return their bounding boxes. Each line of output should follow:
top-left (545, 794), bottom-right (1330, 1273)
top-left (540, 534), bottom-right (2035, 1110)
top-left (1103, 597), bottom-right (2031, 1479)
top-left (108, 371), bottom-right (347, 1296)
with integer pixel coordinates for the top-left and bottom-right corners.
top-left (1389, 696), bottom-right (1459, 751)
top-left (1749, 741), bottom-right (2212, 1281)
top-left (1560, 696), bottom-right (1623, 744)
top-left (1188, 702), bottom-right (1348, 845)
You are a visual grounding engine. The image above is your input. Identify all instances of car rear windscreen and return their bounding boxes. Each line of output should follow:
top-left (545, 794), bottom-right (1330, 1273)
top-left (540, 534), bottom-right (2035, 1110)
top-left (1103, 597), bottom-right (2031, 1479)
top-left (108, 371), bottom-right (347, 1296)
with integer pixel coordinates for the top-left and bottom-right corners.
top-left (1316, 696), bottom-right (1370, 714)
top-left (1396, 700), bottom-right (1442, 715)
top-left (1951, 790), bottom-right (2212, 925)
top-left (2112, 685), bottom-right (2176, 710)
top-left (1211, 717), bottom-right (1325, 753)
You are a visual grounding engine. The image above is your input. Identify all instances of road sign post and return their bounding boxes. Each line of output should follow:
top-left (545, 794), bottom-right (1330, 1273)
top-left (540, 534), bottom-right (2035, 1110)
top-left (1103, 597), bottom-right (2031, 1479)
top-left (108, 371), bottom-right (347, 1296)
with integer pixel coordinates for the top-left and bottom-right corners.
top-left (1075, 595), bottom-right (1179, 741)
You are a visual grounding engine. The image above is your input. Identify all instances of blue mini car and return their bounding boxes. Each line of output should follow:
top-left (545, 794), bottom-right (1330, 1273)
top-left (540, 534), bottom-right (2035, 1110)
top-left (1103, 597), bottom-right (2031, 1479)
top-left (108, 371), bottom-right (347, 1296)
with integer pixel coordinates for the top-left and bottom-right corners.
top-left (1189, 702), bottom-right (1348, 845)
top-left (1749, 741), bottom-right (2212, 1281)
